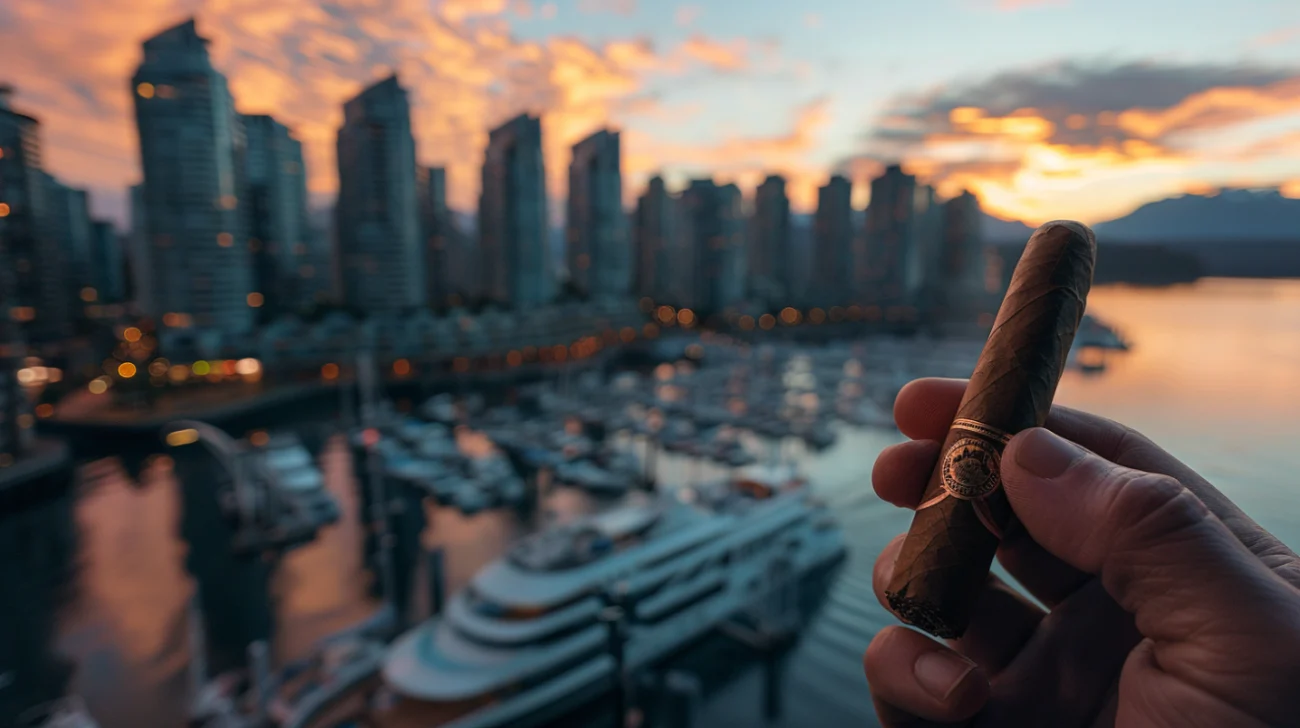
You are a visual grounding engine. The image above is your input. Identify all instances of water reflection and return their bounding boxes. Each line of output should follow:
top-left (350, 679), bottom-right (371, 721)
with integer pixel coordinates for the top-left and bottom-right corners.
top-left (0, 478), bottom-right (77, 724)
top-left (9, 279), bottom-right (1298, 727)
top-left (1058, 280), bottom-right (1300, 548)
top-left (58, 456), bottom-right (192, 727)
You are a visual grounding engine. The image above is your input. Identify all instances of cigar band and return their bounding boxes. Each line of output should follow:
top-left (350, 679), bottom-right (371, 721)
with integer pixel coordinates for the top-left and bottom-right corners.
top-left (950, 419), bottom-right (1013, 445)
top-left (940, 437), bottom-right (1003, 501)
top-left (915, 420), bottom-right (1013, 537)
top-left (938, 418), bottom-right (1012, 503)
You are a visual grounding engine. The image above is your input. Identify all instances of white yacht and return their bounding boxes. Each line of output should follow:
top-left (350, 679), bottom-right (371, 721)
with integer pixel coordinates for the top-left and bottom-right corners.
top-left (364, 467), bottom-right (844, 728)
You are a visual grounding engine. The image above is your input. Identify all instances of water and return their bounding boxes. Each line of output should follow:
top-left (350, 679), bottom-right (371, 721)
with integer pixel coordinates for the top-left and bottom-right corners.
top-left (4, 278), bottom-right (1299, 727)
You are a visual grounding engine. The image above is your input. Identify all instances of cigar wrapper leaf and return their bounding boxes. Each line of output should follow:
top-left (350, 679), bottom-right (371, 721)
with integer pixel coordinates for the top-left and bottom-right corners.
top-left (884, 220), bottom-right (1097, 639)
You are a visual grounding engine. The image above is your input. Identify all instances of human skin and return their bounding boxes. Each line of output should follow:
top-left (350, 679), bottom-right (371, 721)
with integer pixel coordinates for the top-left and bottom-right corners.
top-left (864, 378), bottom-right (1300, 727)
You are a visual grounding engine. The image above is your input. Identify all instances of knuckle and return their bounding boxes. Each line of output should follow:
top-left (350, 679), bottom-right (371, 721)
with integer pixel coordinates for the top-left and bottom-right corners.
top-left (1105, 470), bottom-right (1209, 548)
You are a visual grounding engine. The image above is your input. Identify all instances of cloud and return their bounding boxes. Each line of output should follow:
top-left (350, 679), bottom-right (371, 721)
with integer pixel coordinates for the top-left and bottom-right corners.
top-left (0, 0), bottom-right (778, 223)
top-left (625, 97), bottom-right (833, 210)
top-left (509, 0), bottom-right (534, 19)
top-left (1250, 25), bottom-right (1300, 49)
top-left (438, 0), bottom-right (510, 23)
top-left (677, 35), bottom-right (748, 72)
top-left (577, 0), bottom-right (637, 15)
top-left (803, 13), bottom-right (822, 28)
top-left (674, 5), bottom-right (702, 28)
top-left (859, 60), bottom-right (1300, 223)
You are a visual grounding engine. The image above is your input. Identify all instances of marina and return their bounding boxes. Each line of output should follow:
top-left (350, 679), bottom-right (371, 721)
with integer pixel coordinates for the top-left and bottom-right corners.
top-left (8, 290), bottom-right (1260, 728)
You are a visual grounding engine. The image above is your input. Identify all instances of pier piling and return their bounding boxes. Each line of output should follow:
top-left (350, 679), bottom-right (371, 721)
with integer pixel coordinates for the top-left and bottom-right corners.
top-left (425, 546), bottom-right (446, 617)
top-left (248, 640), bottom-right (271, 722)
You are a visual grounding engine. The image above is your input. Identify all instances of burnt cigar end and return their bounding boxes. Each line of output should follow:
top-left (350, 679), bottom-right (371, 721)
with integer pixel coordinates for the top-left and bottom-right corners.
top-left (886, 593), bottom-right (963, 639)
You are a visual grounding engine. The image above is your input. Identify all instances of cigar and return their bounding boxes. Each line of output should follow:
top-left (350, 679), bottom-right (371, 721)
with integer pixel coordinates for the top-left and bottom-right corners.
top-left (884, 220), bottom-right (1097, 639)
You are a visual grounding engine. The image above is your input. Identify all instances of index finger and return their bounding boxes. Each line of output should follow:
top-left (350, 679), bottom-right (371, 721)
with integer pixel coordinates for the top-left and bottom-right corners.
top-left (893, 377), bottom-right (1131, 461)
top-left (891, 377), bottom-right (1300, 588)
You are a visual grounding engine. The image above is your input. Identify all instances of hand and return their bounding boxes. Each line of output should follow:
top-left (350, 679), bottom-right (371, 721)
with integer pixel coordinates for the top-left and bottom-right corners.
top-left (864, 378), bottom-right (1300, 727)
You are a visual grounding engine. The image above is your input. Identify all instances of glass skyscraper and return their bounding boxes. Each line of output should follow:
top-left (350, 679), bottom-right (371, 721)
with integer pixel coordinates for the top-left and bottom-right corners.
top-left (566, 129), bottom-right (628, 300)
top-left (335, 75), bottom-right (425, 314)
top-left (479, 114), bottom-right (553, 308)
top-left (131, 18), bottom-right (254, 333)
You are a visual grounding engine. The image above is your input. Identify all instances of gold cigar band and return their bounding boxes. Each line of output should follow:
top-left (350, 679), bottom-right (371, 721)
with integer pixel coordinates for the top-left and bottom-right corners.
top-left (950, 419), bottom-right (1013, 445)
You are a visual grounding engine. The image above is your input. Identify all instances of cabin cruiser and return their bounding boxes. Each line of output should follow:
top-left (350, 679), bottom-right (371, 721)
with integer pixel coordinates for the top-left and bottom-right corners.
top-left (256, 434), bottom-right (340, 526)
top-left (469, 454), bottom-right (528, 508)
top-left (168, 423), bottom-right (337, 555)
top-left (553, 460), bottom-right (635, 495)
top-left (361, 422), bottom-right (524, 516)
top-left (382, 449), bottom-right (484, 514)
top-left (422, 393), bottom-right (484, 425)
top-left (361, 466), bottom-right (844, 728)
top-left (423, 393), bottom-right (459, 424)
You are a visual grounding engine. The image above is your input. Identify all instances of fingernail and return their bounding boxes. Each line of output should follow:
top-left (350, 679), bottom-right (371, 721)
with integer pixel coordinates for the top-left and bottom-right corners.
top-left (1014, 428), bottom-right (1085, 479)
top-left (914, 650), bottom-right (976, 700)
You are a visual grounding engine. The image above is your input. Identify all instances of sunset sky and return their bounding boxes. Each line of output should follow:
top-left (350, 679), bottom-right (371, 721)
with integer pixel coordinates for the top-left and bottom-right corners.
top-left (2, 0), bottom-right (1299, 228)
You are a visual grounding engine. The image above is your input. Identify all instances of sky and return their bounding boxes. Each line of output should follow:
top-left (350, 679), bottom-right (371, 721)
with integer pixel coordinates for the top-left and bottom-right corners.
top-left (2, 0), bottom-right (1300, 229)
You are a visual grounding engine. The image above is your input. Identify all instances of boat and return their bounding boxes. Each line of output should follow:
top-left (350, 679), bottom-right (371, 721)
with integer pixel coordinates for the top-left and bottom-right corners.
top-left (169, 422), bottom-right (337, 556)
top-left (256, 434), bottom-right (340, 527)
top-left (345, 467), bottom-right (845, 728)
top-left (836, 398), bottom-right (895, 429)
top-left (410, 427), bottom-right (462, 463)
top-left (371, 428), bottom-right (523, 515)
top-left (382, 450), bottom-right (462, 505)
top-left (15, 696), bottom-right (100, 728)
top-left (469, 455), bottom-right (528, 507)
top-left (694, 428), bottom-right (757, 468)
top-left (799, 421), bottom-right (838, 450)
top-left (553, 460), bottom-right (635, 495)
top-left (421, 394), bottom-right (459, 425)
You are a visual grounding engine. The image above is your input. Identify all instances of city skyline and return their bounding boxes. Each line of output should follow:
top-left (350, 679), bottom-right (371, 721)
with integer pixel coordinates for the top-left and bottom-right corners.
top-left (2, 2), bottom-right (1298, 229)
top-left (3, 8), bottom-right (1296, 346)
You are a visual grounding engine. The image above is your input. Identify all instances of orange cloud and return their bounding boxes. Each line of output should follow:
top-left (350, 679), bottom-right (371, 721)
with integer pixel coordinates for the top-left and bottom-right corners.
top-left (0, 0), bottom-right (784, 222)
top-left (439, 0), bottom-right (511, 23)
top-left (677, 35), bottom-right (748, 71)
top-left (862, 61), bottom-right (1300, 223)
top-left (1282, 180), bottom-right (1300, 199)
top-left (1117, 78), bottom-right (1300, 139)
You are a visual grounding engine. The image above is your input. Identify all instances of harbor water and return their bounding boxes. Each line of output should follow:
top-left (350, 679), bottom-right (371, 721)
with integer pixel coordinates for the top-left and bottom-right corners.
top-left (4, 279), bottom-right (1300, 727)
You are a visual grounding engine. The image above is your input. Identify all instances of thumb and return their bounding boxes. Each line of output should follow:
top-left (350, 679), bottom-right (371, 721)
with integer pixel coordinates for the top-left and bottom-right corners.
top-left (1001, 427), bottom-right (1289, 643)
